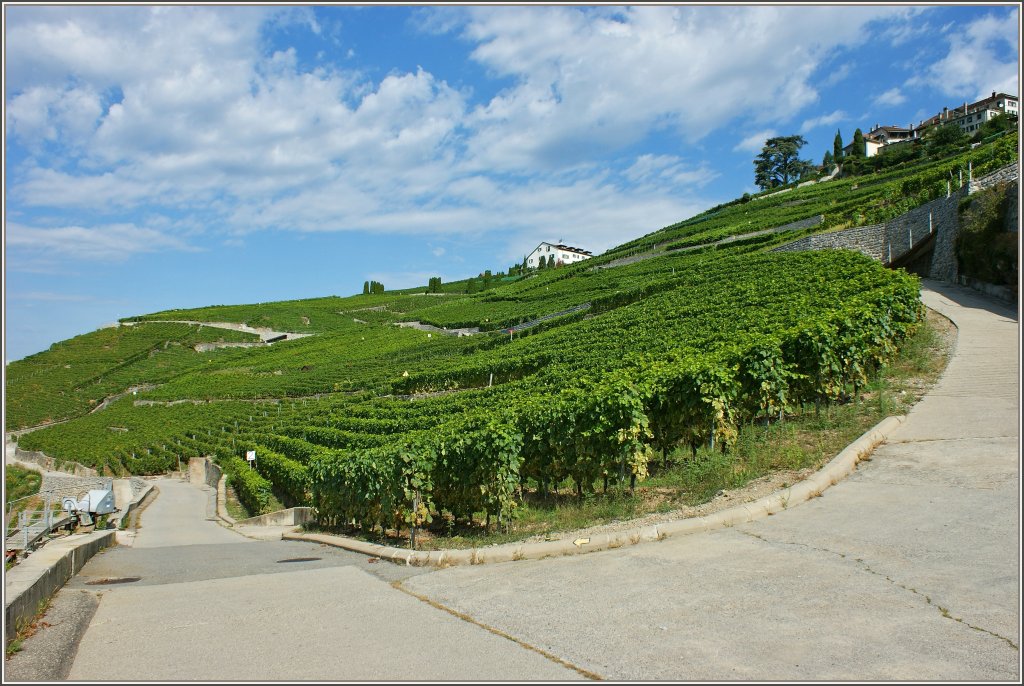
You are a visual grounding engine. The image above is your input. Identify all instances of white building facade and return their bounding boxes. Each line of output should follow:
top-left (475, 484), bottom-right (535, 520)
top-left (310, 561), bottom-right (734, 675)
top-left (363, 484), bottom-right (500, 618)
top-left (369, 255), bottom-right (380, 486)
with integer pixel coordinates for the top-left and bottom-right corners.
top-left (526, 242), bottom-right (593, 268)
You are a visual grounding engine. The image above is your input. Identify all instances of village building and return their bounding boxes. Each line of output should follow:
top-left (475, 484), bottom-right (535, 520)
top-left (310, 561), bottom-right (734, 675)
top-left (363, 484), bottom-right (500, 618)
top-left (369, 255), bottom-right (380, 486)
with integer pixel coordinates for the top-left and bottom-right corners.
top-left (526, 242), bottom-right (593, 268)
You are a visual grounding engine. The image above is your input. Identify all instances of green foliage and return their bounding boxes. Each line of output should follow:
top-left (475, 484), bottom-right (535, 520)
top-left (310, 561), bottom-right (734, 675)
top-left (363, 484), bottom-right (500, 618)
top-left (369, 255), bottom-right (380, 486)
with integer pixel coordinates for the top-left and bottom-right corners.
top-left (5, 466), bottom-right (42, 503)
top-left (834, 129), bottom-right (844, 162)
top-left (5, 323), bottom-right (260, 429)
top-left (850, 128), bottom-right (866, 158)
top-left (973, 113), bottom-right (1017, 141)
top-left (957, 182), bottom-right (1017, 285)
top-left (426, 277), bottom-right (443, 293)
top-left (221, 455), bottom-right (273, 516)
top-left (754, 135), bottom-right (813, 190)
top-left (926, 123), bottom-right (968, 158)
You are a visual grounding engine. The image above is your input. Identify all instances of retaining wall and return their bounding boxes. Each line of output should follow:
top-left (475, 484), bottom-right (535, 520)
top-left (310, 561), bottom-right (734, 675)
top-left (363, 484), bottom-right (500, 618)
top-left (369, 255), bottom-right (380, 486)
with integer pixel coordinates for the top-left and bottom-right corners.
top-left (4, 530), bottom-right (115, 644)
top-left (234, 507), bottom-right (312, 527)
top-left (13, 448), bottom-right (97, 477)
top-left (770, 162), bottom-right (1018, 282)
top-left (38, 475), bottom-right (114, 500)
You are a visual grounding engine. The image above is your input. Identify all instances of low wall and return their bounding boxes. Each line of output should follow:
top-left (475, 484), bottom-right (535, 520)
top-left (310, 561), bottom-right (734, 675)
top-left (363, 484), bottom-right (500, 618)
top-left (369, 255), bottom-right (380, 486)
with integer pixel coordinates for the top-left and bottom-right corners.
top-left (13, 448), bottom-right (97, 477)
top-left (188, 456), bottom-right (222, 489)
top-left (38, 475), bottom-right (114, 500)
top-left (5, 530), bottom-right (115, 644)
top-left (234, 507), bottom-right (313, 527)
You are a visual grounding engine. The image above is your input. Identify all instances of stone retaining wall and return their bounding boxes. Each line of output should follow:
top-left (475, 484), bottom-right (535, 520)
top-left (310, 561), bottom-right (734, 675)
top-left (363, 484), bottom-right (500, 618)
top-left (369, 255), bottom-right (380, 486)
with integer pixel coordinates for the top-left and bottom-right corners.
top-left (772, 223), bottom-right (887, 261)
top-left (38, 475), bottom-right (114, 500)
top-left (13, 448), bottom-right (97, 477)
top-left (969, 161), bottom-right (1019, 193)
top-left (770, 163), bottom-right (1018, 282)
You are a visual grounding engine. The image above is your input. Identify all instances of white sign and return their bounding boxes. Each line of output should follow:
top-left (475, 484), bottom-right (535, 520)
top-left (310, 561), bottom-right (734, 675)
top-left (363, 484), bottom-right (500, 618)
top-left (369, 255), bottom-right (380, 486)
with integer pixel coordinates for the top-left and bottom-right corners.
top-left (246, 450), bottom-right (256, 462)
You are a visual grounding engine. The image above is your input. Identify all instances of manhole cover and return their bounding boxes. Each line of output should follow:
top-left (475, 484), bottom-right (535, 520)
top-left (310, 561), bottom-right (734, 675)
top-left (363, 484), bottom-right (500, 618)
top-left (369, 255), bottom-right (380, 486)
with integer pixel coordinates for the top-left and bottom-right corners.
top-left (85, 577), bottom-right (141, 585)
top-left (276, 557), bottom-right (322, 563)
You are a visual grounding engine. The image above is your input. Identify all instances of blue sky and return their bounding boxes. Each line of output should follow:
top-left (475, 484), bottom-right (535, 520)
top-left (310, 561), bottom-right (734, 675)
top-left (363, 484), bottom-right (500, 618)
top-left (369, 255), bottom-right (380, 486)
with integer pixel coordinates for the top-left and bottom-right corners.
top-left (3, 3), bottom-right (1020, 363)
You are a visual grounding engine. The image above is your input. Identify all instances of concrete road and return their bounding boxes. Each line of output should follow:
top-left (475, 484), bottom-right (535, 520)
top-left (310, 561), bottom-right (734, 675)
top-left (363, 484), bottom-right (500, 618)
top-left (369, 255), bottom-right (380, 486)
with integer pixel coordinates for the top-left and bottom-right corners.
top-left (15, 478), bottom-right (581, 681)
top-left (401, 281), bottom-right (1020, 681)
top-left (129, 477), bottom-right (249, 548)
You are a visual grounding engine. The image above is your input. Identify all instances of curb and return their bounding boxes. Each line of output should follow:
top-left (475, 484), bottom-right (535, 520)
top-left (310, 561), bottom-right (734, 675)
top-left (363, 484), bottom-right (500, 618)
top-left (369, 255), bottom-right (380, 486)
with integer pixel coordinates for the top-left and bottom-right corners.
top-left (4, 530), bottom-right (115, 645)
top-left (215, 474), bottom-right (236, 527)
top-left (285, 414), bottom-right (905, 567)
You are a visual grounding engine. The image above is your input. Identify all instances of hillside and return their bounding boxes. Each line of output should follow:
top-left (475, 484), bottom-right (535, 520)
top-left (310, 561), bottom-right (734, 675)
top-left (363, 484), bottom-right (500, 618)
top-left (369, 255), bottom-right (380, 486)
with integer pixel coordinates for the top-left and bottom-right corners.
top-left (5, 130), bottom-right (1016, 537)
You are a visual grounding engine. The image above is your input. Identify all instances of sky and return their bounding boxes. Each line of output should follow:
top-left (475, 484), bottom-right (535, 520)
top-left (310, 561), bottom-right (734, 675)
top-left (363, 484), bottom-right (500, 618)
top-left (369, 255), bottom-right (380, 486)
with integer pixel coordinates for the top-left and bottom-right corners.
top-left (3, 3), bottom-right (1020, 363)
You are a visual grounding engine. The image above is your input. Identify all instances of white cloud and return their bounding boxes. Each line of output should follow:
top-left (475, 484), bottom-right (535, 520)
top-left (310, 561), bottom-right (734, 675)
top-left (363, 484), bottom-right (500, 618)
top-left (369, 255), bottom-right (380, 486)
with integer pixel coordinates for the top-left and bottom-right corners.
top-left (431, 247), bottom-right (446, 257)
top-left (821, 62), bottom-right (854, 88)
top-left (4, 5), bottom-right (911, 265)
top-left (800, 110), bottom-right (847, 133)
top-left (873, 87), bottom-right (907, 107)
top-left (907, 11), bottom-right (1019, 100)
top-left (5, 223), bottom-right (198, 261)
top-left (733, 130), bottom-right (778, 154)
top-left (445, 5), bottom-right (906, 172)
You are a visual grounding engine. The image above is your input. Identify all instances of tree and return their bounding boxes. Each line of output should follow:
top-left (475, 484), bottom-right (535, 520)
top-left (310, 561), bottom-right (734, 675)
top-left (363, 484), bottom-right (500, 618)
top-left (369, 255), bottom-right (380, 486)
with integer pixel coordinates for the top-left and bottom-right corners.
top-left (362, 281), bottom-right (369, 295)
top-left (833, 129), bottom-right (844, 163)
top-left (974, 112), bottom-right (1016, 141)
top-left (546, 254), bottom-right (555, 268)
top-left (822, 150), bottom-right (834, 168)
top-left (851, 128), bottom-right (865, 158)
top-left (753, 135), bottom-right (814, 190)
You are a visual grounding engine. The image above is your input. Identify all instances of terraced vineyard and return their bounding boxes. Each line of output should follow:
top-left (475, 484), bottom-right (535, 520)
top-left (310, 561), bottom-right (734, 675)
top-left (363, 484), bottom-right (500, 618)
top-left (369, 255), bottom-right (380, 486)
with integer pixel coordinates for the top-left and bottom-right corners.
top-left (7, 131), bottom-right (1014, 541)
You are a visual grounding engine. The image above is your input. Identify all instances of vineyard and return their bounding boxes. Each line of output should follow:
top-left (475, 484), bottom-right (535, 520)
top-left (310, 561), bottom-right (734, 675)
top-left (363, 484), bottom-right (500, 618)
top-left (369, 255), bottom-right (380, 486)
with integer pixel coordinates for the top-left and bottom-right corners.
top-left (8, 131), bottom-right (1013, 544)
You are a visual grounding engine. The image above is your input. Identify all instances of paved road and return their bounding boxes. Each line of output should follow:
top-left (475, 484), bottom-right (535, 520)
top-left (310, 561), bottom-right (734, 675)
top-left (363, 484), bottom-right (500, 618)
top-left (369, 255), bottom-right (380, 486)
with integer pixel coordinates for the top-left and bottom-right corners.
top-left (400, 281), bottom-right (1019, 681)
top-left (32, 478), bottom-right (581, 681)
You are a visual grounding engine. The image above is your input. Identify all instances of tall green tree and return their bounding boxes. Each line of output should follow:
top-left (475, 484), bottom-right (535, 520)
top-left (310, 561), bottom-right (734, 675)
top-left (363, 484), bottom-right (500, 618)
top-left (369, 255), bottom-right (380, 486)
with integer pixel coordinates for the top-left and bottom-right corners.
top-left (851, 128), bottom-right (865, 158)
top-left (362, 281), bottom-right (369, 295)
top-left (833, 129), bottom-right (844, 162)
top-left (753, 135), bottom-right (813, 190)
top-left (822, 150), bottom-right (834, 168)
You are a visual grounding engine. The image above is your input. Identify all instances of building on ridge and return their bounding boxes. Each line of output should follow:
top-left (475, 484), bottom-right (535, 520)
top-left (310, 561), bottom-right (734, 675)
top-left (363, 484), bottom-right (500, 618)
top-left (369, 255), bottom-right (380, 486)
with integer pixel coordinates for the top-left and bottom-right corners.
top-left (525, 242), bottom-right (593, 269)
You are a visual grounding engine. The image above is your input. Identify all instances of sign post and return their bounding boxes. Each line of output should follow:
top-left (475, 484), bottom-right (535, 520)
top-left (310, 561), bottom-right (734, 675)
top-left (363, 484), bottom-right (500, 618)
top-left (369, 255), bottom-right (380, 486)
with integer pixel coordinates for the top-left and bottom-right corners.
top-left (246, 450), bottom-right (257, 469)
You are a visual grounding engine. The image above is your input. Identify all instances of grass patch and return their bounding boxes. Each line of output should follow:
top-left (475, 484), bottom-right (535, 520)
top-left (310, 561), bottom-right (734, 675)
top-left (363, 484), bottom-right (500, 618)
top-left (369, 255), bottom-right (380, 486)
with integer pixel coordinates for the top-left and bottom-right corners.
top-left (311, 310), bottom-right (954, 551)
top-left (4, 466), bottom-right (42, 503)
top-left (5, 596), bottom-right (53, 658)
top-left (223, 483), bottom-right (284, 521)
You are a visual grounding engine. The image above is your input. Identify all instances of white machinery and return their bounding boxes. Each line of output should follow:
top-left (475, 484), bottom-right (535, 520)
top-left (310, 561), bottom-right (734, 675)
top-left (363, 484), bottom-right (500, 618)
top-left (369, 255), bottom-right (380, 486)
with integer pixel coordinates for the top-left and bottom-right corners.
top-left (62, 489), bottom-right (117, 527)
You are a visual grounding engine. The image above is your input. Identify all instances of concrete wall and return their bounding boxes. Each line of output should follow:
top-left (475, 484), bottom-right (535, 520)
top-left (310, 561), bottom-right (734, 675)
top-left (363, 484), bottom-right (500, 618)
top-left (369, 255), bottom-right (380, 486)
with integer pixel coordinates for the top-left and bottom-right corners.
top-left (5, 531), bottom-right (115, 644)
top-left (188, 456), bottom-right (221, 489)
top-left (234, 507), bottom-right (313, 527)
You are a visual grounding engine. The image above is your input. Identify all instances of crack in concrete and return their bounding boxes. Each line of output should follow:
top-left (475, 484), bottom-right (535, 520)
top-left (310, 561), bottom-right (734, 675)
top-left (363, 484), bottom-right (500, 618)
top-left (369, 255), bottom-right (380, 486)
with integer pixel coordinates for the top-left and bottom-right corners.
top-left (391, 580), bottom-right (604, 680)
top-left (739, 530), bottom-right (1019, 652)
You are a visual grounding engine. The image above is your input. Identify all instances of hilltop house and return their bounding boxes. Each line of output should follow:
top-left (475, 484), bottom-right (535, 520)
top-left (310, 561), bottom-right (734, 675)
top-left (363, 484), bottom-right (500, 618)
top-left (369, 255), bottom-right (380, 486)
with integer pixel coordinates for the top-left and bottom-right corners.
top-left (526, 242), bottom-right (593, 268)
top-left (916, 92), bottom-right (1018, 135)
top-left (845, 92), bottom-right (1018, 159)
